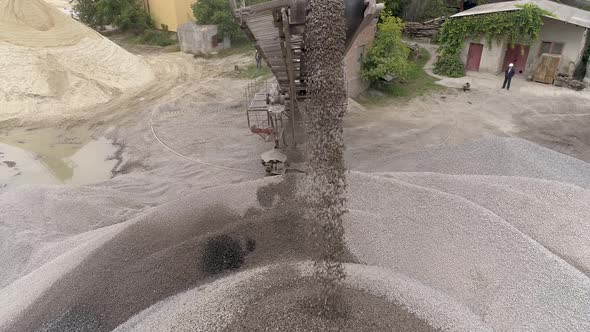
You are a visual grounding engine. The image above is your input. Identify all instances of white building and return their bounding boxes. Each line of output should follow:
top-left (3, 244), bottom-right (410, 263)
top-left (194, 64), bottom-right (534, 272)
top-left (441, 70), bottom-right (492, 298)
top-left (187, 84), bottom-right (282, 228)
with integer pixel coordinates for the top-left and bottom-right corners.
top-left (453, 0), bottom-right (590, 82)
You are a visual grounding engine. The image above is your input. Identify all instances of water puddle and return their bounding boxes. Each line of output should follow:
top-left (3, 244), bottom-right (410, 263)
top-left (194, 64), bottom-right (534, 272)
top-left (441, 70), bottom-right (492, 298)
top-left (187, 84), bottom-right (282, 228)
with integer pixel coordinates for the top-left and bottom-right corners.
top-left (0, 126), bottom-right (121, 189)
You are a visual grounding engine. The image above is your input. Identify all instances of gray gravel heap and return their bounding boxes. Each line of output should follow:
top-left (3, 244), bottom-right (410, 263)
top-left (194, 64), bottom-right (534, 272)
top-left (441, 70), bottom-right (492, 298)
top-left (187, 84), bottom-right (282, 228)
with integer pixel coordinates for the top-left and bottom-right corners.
top-left (359, 137), bottom-right (590, 188)
top-left (2, 137), bottom-right (589, 331)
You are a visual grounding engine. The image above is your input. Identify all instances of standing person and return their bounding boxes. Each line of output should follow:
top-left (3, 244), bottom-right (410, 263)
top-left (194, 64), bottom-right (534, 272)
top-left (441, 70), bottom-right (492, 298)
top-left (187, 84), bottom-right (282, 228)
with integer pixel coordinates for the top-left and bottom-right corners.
top-left (255, 50), bottom-right (262, 69)
top-left (502, 63), bottom-right (515, 90)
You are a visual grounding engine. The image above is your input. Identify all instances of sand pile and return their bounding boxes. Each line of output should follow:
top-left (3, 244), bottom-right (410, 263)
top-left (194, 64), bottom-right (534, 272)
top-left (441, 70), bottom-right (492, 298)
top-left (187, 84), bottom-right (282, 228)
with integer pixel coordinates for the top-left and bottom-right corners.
top-left (1, 138), bottom-right (589, 331)
top-left (0, 0), bottom-right (154, 120)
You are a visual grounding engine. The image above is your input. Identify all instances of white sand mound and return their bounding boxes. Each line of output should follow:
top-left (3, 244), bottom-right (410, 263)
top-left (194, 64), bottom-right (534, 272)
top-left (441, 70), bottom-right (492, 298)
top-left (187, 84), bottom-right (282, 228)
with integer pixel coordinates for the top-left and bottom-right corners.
top-left (1, 138), bottom-right (589, 331)
top-left (0, 0), bottom-right (154, 120)
top-left (0, 0), bottom-right (98, 47)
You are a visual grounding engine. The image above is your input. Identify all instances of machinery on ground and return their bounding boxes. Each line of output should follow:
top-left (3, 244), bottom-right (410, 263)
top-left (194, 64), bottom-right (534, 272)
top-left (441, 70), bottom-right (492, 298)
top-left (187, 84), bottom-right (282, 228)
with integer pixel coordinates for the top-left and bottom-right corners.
top-left (231, 0), bottom-right (383, 174)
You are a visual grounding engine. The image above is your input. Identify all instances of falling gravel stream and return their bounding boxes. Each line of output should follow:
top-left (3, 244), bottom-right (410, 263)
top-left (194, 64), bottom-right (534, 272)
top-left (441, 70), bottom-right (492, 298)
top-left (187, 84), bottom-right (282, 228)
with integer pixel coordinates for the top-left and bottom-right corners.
top-left (302, 0), bottom-right (349, 314)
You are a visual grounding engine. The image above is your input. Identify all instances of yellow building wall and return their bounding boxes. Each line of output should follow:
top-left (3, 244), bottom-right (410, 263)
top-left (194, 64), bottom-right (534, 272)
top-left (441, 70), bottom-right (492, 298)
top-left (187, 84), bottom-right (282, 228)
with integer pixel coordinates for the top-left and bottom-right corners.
top-left (175, 0), bottom-right (197, 29)
top-left (145, 0), bottom-right (196, 32)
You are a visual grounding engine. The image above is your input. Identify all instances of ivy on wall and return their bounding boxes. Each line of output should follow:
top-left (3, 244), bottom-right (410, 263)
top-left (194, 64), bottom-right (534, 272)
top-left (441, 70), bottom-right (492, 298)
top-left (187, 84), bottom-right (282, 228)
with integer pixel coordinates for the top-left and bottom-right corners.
top-left (433, 4), bottom-right (552, 77)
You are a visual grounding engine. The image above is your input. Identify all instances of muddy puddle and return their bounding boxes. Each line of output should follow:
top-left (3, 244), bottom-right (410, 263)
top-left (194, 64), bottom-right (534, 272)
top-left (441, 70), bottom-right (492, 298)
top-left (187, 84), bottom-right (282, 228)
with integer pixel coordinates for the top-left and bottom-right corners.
top-left (0, 126), bottom-right (122, 189)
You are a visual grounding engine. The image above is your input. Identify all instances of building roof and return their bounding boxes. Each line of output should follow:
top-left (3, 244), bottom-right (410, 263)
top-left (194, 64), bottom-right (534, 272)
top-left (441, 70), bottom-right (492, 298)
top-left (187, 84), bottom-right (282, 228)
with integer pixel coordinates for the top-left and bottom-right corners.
top-left (451, 0), bottom-right (590, 29)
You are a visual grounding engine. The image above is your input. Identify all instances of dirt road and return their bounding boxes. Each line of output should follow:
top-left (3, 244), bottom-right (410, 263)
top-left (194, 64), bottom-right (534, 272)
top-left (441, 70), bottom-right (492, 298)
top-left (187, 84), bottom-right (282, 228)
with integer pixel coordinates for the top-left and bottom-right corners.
top-left (345, 47), bottom-right (590, 171)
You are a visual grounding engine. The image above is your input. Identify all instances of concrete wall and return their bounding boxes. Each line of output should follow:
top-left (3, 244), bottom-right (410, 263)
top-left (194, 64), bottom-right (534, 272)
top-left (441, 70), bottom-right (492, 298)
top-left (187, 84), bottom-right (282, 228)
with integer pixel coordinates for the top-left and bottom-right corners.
top-left (345, 20), bottom-right (377, 98)
top-left (525, 17), bottom-right (587, 76)
top-left (460, 37), bottom-right (507, 74)
top-left (177, 23), bottom-right (230, 54)
top-left (459, 17), bottom-right (587, 76)
top-left (144, 0), bottom-right (196, 32)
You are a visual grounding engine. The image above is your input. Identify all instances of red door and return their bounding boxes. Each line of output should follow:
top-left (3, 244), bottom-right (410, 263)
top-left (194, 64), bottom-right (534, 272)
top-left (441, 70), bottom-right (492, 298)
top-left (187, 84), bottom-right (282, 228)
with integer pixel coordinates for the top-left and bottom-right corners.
top-left (466, 43), bottom-right (484, 71)
top-left (503, 44), bottom-right (530, 74)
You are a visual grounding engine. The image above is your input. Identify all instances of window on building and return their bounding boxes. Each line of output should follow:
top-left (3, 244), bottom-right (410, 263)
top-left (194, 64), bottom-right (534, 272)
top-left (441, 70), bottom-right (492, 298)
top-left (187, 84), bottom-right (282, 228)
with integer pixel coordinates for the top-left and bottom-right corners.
top-left (539, 41), bottom-right (564, 55)
top-left (551, 42), bottom-right (564, 54)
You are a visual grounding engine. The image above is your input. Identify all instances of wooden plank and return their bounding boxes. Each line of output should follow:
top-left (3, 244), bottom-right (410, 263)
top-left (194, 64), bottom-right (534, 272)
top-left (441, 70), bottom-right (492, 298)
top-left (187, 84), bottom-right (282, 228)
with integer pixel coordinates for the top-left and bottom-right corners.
top-left (254, 34), bottom-right (280, 40)
top-left (257, 39), bottom-right (282, 45)
top-left (248, 17), bottom-right (274, 23)
top-left (235, 0), bottom-right (289, 14)
top-left (246, 13), bottom-right (274, 21)
top-left (250, 25), bottom-right (277, 33)
top-left (248, 21), bottom-right (275, 28)
top-left (534, 54), bottom-right (561, 84)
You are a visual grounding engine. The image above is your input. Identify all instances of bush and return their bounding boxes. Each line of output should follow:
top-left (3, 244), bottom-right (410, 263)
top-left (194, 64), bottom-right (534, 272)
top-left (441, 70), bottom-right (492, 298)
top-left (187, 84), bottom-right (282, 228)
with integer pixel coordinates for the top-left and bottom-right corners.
top-left (110, 2), bottom-right (153, 33)
top-left (75, 0), bottom-right (153, 33)
top-left (362, 12), bottom-right (414, 85)
top-left (192, 0), bottom-right (240, 41)
top-left (74, 0), bottom-right (105, 28)
top-left (430, 29), bottom-right (441, 44)
top-left (433, 53), bottom-right (465, 77)
top-left (419, 0), bottom-right (449, 21)
top-left (384, 0), bottom-right (412, 17)
top-left (138, 28), bottom-right (175, 46)
top-left (202, 234), bottom-right (245, 275)
top-left (138, 30), bottom-right (174, 46)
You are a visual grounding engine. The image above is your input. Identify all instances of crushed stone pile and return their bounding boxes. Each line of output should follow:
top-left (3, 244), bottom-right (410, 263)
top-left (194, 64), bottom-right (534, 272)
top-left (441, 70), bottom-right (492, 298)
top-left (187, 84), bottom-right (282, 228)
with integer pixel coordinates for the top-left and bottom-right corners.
top-left (1, 138), bottom-right (589, 331)
top-left (0, 0), bottom-right (154, 120)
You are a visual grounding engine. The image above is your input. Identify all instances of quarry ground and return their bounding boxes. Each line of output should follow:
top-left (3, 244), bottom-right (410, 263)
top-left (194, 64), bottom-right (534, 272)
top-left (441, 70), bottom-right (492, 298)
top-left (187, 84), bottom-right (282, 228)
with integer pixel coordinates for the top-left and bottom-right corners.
top-left (3, 32), bottom-right (590, 332)
top-left (2, 40), bottom-right (590, 187)
top-left (347, 74), bottom-right (590, 170)
top-left (346, 44), bottom-right (590, 169)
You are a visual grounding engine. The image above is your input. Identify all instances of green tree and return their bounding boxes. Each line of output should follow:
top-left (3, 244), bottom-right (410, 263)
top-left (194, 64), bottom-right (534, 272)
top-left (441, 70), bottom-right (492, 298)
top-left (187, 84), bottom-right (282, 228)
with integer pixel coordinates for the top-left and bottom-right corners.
top-left (96, 0), bottom-right (153, 32)
top-left (75, 0), bottom-right (153, 33)
top-left (192, 0), bottom-right (241, 40)
top-left (419, 0), bottom-right (449, 20)
top-left (362, 12), bottom-right (414, 84)
top-left (74, 0), bottom-right (106, 28)
top-left (384, 0), bottom-right (412, 17)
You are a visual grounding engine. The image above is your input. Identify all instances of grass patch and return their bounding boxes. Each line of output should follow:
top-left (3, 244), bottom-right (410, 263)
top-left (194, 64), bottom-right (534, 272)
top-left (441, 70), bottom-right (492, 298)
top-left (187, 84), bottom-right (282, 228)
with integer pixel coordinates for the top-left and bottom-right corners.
top-left (127, 29), bottom-right (176, 47)
top-left (138, 30), bottom-right (176, 46)
top-left (238, 64), bottom-right (272, 79)
top-left (357, 48), bottom-right (445, 105)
